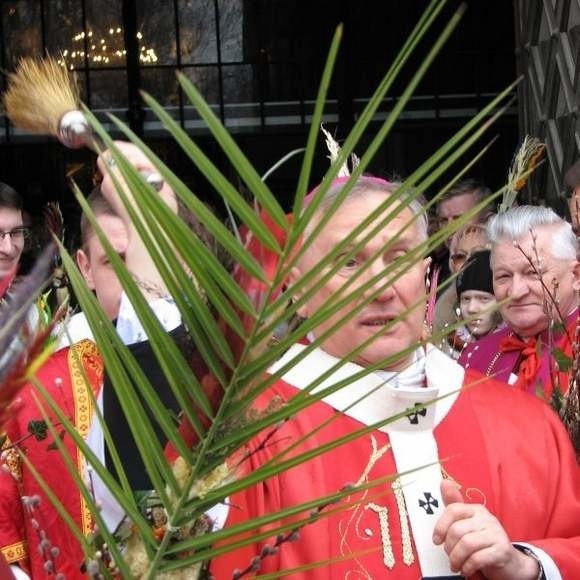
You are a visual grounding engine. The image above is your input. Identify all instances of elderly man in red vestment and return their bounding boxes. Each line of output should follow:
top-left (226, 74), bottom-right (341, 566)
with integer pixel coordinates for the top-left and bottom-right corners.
top-left (459, 205), bottom-right (579, 400)
top-left (212, 177), bottom-right (580, 579)
top-left (0, 143), bottom-right (184, 579)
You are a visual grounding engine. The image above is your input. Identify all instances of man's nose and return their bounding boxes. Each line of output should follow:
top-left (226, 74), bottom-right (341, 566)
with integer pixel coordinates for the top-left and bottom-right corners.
top-left (364, 263), bottom-right (396, 302)
top-left (508, 274), bottom-right (529, 299)
top-left (0, 235), bottom-right (15, 252)
top-left (439, 215), bottom-right (454, 226)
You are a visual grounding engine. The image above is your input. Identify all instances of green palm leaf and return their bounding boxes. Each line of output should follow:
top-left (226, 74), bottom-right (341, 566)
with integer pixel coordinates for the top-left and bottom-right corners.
top-left (9, 2), bottom-right (524, 577)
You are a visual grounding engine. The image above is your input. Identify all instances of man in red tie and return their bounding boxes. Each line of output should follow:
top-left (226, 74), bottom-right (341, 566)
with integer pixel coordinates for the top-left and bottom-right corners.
top-left (459, 205), bottom-right (579, 400)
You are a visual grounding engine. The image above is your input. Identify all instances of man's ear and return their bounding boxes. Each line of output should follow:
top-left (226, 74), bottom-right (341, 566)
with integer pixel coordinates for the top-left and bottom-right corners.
top-left (572, 260), bottom-right (580, 292)
top-left (76, 249), bottom-right (95, 290)
top-left (287, 265), bottom-right (310, 318)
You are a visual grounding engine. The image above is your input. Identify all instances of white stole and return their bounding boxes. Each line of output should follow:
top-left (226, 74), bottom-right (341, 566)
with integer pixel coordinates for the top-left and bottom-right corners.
top-left (269, 344), bottom-right (464, 577)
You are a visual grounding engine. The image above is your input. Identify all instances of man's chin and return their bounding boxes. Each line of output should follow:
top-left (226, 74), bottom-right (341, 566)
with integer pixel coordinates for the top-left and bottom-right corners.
top-left (468, 322), bottom-right (491, 336)
top-left (359, 344), bottom-right (417, 370)
top-left (508, 319), bottom-right (547, 339)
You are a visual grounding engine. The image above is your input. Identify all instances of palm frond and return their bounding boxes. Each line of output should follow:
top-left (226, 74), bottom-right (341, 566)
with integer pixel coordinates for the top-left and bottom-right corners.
top-left (5, 2), bottom-right (525, 577)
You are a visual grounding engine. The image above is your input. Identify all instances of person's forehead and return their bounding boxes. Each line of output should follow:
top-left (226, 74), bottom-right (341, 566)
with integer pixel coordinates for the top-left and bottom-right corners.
top-left (317, 194), bottom-right (417, 244)
top-left (437, 192), bottom-right (477, 215)
top-left (461, 289), bottom-right (494, 299)
top-left (0, 206), bottom-right (22, 227)
top-left (87, 214), bottom-right (128, 253)
top-left (456, 231), bottom-right (487, 251)
top-left (492, 227), bottom-right (559, 264)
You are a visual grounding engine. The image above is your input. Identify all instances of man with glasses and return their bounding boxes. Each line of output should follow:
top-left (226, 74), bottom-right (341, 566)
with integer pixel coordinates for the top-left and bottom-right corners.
top-left (0, 182), bottom-right (29, 300)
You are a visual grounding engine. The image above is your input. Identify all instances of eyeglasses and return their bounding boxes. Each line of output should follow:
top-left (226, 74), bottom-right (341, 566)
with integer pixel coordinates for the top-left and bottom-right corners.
top-left (450, 251), bottom-right (469, 267)
top-left (0, 227), bottom-right (30, 241)
top-left (450, 244), bottom-right (488, 269)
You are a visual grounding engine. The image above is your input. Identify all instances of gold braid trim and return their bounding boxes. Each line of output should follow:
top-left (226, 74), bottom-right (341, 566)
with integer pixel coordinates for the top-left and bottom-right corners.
top-left (68, 340), bottom-right (103, 536)
top-left (365, 502), bottom-right (394, 569)
top-left (392, 478), bottom-right (414, 566)
top-left (1, 540), bottom-right (28, 564)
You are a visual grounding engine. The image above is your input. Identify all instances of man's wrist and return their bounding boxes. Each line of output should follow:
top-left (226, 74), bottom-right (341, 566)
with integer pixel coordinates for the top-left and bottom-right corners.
top-left (514, 545), bottom-right (544, 580)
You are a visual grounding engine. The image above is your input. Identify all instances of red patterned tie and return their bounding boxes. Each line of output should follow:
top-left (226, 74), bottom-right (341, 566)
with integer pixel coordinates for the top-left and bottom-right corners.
top-left (499, 334), bottom-right (539, 392)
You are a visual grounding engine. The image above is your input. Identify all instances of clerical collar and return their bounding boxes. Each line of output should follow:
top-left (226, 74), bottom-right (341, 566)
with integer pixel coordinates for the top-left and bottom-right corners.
top-left (374, 347), bottom-right (427, 390)
top-left (304, 331), bottom-right (427, 390)
top-left (270, 342), bottom-right (464, 432)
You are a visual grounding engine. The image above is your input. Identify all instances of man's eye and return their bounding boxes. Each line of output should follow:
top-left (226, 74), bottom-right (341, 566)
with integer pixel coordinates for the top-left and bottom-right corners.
top-left (344, 258), bottom-right (359, 268)
top-left (389, 253), bottom-right (408, 269)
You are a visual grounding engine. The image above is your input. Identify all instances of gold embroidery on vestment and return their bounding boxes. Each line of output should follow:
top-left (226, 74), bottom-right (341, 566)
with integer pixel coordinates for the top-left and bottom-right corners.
top-left (339, 436), bottom-right (392, 579)
top-left (1, 435), bottom-right (22, 483)
top-left (69, 340), bottom-right (102, 537)
top-left (392, 478), bottom-right (414, 565)
top-left (442, 467), bottom-right (488, 506)
top-left (366, 502), bottom-right (394, 568)
top-left (1, 540), bottom-right (27, 563)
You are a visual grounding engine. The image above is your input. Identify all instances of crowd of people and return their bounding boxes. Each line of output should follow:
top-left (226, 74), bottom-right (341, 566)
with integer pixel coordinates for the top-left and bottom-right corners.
top-left (0, 143), bottom-right (579, 579)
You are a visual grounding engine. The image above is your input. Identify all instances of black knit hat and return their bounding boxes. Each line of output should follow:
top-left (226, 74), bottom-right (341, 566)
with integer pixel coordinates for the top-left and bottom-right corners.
top-left (456, 249), bottom-right (494, 296)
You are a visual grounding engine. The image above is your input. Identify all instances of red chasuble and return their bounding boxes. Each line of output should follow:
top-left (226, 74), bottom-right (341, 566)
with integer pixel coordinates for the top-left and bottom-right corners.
top-left (0, 556), bottom-right (14, 580)
top-left (0, 340), bottom-right (103, 579)
top-left (212, 346), bottom-right (580, 579)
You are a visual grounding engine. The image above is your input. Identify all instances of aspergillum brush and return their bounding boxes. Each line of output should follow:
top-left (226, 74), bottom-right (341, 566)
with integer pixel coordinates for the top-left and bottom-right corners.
top-left (4, 56), bottom-right (163, 191)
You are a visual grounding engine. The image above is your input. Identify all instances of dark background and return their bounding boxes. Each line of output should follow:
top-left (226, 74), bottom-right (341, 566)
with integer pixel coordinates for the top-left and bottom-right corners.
top-left (0, 0), bottom-right (518, 250)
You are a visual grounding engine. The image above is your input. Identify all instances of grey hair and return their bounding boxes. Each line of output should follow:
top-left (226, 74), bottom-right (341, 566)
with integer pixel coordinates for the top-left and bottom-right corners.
top-left (487, 205), bottom-right (577, 261)
top-left (305, 177), bottom-right (428, 241)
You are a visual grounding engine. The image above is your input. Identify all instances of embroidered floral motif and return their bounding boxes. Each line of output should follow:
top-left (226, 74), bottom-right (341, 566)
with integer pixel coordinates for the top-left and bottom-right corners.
top-left (1, 436), bottom-right (22, 483)
top-left (338, 436), bottom-right (394, 579)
